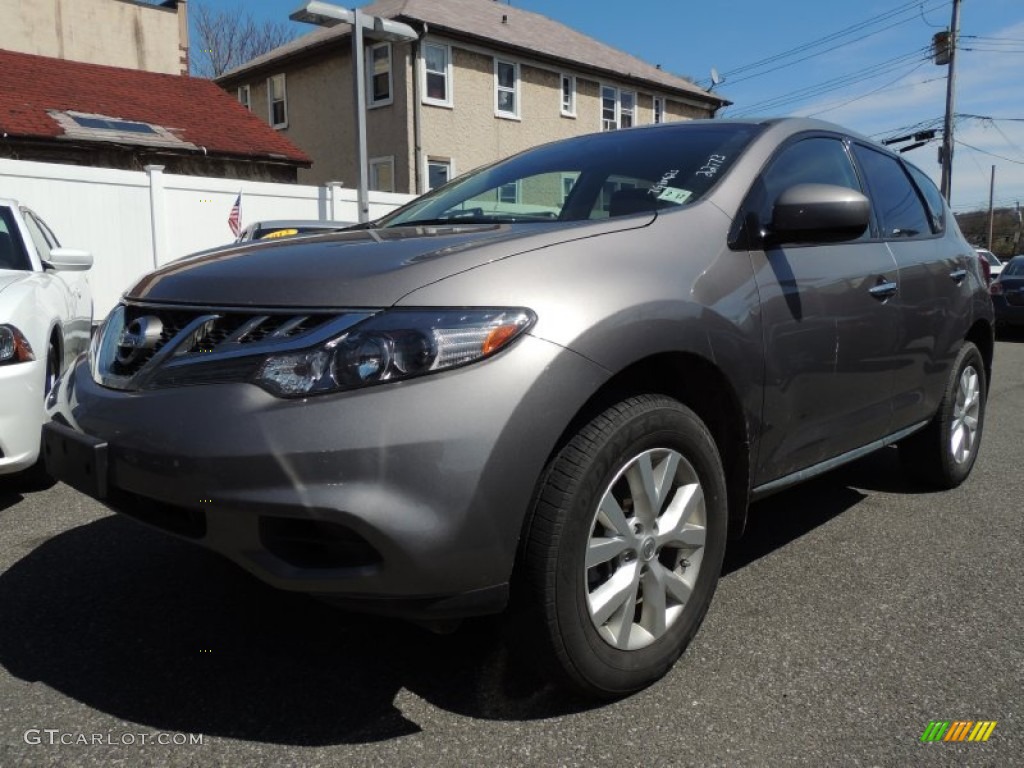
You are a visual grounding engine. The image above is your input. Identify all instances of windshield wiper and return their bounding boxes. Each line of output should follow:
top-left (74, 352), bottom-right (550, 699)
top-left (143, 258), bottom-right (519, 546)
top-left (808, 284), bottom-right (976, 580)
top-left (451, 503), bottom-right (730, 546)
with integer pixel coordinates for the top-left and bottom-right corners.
top-left (388, 216), bottom-right (501, 227)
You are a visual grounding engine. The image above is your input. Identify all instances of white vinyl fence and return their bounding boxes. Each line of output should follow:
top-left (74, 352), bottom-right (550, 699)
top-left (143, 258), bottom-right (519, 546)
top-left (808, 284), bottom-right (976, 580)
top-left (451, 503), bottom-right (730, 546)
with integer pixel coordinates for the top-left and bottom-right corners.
top-left (0, 158), bottom-right (413, 319)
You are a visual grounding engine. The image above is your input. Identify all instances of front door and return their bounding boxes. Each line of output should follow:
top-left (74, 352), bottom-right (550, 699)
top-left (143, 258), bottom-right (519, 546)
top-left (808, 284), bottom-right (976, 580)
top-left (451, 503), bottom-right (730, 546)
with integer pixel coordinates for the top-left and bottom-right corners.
top-left (745, 135), bottom-right (901, 484)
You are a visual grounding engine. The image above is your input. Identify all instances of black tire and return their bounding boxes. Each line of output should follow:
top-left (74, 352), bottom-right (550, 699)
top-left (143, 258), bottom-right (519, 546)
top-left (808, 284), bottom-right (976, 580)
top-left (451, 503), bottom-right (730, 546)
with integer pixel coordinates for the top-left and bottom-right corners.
top-left (899, 341), bottom-right (986, 488)
top-left (519, 395), bottom-right (728, 698)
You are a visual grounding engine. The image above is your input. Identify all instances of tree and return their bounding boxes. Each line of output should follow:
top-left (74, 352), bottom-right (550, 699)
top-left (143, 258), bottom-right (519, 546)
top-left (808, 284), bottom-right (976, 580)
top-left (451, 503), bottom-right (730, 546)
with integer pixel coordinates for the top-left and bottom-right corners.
top-left (190, 1), bottom-right (298, 79)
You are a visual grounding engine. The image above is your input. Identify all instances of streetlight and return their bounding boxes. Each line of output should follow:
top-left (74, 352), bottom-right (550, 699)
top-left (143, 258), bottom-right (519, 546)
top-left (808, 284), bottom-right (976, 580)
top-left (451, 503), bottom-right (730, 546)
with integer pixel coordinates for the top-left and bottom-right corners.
top-left (290, 1), bottom-right (418, 223)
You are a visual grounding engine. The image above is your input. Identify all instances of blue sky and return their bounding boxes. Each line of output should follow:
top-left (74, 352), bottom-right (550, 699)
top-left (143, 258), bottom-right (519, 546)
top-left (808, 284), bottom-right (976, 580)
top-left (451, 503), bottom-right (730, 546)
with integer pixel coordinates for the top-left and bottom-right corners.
top-left (202, 0), bottom-right (1024, 215)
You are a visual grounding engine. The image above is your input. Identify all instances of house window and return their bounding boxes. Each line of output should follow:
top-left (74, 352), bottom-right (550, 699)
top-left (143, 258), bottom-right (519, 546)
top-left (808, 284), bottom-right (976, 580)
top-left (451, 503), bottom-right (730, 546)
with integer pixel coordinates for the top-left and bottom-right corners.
top-left (423, 43), bottom-right (451, 106)
top-left (498, 181), bottom-right (519, 205)
top-left (428, 159), bottom-right (452, 190)
top-left (238, 85), bottom-right (251, 111)
top-left (369, 156), bottom-right (395, 192)
top-left (602, 86), bottom-right (636, 131)
top-left (495, 59), bottom-right (519, 118)
top-left (561, 74), bottom-right (576, 117)
top-left (653, 97), bottom-right (663, 124)
top-left (601, 85), bottom-right (618, 131)
top-left (620, 91), bottom-right (635, 128)
top-left (368, 43), bottom-right (392, 107)
top-left (57, 111), bottom-right (185, 146)
top-left (268, 74), bottom-right (287, 128)
top-left (70, 115), bottom-right (156, 134)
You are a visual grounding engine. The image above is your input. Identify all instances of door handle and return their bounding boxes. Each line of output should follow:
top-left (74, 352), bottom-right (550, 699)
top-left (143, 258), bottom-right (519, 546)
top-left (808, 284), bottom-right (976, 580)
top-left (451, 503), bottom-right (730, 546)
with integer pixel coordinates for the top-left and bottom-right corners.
top-left (869, 280), bottom-right (898, 300)
top-left (949, 268), bottom-right (967, 284)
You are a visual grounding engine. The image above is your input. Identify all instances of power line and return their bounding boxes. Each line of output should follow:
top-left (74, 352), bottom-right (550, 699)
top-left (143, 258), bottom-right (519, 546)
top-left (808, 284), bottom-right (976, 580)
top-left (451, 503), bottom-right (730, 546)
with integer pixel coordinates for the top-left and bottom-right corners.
top-left (961, 35), bottom-right (1024, 43)
top-left (697, 0), bottom-right (947, 87)
top-left (961, 47), bottom-right (1024, 54)
top-left (727, 47), bottom-right (930, 116)
top-left (722, 11), bottom-right (941, 88)
top-left (958, 115), bottom-right (1024, 122)
top-left (871, 116), bottom-right (945, 139)
top-left (989, 121), bottom-right (1024, 159)
top-left (803, 66), bottom-right (938, 118)
top-left (955, 139), bottom-right (1024, 165)
top-left (918, 0), bottom-right (946, 28)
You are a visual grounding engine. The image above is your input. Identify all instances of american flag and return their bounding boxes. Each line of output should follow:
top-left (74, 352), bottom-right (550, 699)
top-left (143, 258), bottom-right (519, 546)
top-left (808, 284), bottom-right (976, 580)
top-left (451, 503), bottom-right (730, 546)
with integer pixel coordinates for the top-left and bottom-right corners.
top-left (227, 193), bottom-right (242, 237)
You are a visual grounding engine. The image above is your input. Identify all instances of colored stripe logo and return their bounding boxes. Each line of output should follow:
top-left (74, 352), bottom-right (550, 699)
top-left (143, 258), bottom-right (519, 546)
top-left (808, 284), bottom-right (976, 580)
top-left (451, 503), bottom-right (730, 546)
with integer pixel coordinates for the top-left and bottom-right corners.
top-left (921, 721), bottom-right (997, 742)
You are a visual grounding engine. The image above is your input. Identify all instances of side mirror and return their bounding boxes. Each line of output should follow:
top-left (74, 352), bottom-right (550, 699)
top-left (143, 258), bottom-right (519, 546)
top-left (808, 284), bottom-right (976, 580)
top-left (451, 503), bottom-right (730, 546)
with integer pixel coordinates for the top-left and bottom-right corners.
top-left (768, 183), bottom-right (870, 244)
top-left (44, 247), bottom-right (93, 271)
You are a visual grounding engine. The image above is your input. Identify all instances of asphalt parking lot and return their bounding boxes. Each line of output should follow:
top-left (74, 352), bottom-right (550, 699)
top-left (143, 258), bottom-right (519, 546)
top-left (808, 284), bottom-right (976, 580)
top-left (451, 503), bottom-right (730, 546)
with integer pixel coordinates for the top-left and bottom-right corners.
top-left (1, 339), bottom-right (1022, 768)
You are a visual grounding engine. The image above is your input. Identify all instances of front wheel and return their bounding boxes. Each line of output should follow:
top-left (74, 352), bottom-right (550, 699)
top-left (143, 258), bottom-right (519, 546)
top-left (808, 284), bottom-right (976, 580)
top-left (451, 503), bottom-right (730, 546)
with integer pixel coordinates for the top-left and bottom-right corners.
top-left (519, 395), bottom-right (728, 697)
top-left (899, 341), bottom-right (986, 488)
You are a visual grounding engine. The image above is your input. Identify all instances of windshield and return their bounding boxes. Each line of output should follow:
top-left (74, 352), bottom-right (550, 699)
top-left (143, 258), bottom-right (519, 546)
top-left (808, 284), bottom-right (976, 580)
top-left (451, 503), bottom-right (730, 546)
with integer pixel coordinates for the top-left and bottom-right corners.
top-left (379, 123), bottom-right (764, 228)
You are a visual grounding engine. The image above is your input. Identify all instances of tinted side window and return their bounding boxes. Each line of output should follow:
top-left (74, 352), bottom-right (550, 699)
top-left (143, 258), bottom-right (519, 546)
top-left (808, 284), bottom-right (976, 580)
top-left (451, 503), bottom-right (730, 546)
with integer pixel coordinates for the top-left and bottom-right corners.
top-left (752, 136), bottom-right (865, 239)
top-left (906, 163), bottom-right (945, 234)
top-left (852, 145), bottom-right (932, 239)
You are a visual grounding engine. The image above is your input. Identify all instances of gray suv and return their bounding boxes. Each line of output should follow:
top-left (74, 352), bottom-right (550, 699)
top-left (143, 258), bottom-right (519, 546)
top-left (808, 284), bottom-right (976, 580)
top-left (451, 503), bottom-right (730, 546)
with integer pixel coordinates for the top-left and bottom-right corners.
top-left (44, 118), bottom-right (993, 697)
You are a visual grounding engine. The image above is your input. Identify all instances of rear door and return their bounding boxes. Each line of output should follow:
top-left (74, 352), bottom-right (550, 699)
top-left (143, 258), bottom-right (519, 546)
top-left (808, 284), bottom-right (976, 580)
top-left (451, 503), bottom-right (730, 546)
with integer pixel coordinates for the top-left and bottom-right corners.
top-left (746, 135), bottom-right (901, 483)
top-left (849, 146), bottom-right (973, 430)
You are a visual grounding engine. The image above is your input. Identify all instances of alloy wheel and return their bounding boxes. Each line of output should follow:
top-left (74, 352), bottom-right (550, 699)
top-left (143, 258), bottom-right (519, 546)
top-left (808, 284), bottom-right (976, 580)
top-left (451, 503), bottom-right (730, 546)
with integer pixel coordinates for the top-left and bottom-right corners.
top-left (950, 364), bottom-right (981, 465)
top-left (584, 448), bottom-right (707, 650)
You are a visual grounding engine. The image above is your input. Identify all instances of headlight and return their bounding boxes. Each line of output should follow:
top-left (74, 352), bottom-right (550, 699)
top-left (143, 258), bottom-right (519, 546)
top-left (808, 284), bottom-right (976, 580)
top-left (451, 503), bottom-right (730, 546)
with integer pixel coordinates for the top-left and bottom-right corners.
top-left (0, 324), bottom-right (36, 364)
top-left (255, 308), bottom-right (534, 397)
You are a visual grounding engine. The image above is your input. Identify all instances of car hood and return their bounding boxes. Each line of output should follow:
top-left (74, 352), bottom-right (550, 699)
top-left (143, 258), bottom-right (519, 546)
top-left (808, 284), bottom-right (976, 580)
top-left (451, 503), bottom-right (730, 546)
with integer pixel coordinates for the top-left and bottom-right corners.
top-left (125, 218), bottom-right (650, 308)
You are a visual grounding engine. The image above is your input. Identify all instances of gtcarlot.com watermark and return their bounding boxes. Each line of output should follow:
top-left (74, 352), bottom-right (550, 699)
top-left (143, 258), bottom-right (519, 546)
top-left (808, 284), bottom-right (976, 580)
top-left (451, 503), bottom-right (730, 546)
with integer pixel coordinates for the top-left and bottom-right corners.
top-left (24, 729), bottom-right (204, 746)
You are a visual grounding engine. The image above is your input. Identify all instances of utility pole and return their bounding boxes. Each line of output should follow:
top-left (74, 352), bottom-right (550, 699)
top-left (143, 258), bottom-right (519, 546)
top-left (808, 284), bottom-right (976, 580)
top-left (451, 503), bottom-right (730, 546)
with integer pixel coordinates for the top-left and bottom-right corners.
top-left (987, 165), bottom-right (995, 250)
top-left (939, 0), bottom-right (962, 203)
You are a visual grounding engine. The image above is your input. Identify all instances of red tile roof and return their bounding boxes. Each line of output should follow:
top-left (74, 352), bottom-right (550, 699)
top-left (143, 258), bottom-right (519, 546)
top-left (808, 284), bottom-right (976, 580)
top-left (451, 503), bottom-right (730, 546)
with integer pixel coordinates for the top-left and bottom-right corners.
top-left (0, 49), bottom-right (310, 165)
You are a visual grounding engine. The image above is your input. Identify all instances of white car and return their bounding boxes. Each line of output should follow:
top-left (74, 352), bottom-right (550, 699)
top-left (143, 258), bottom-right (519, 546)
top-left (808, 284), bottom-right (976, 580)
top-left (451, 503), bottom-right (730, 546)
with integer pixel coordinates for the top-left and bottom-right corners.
top-left (0, 199), bottom-right (92, 478)
top-left (977, 248), bottom-right (1004, 281)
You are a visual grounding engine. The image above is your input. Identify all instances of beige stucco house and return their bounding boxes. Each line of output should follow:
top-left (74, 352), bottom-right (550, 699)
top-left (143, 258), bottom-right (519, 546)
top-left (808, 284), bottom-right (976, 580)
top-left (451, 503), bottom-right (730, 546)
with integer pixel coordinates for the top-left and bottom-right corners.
top-left (217, 0), bottom-right (727, 193)
top-left (0, 0), bottom-right (189, 75)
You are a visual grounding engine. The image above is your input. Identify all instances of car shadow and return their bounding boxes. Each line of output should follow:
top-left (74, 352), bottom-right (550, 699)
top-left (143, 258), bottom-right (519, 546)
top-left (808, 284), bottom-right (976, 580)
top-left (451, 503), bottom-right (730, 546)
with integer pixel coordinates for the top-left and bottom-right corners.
top-left (0, 481), bottom-right (23, 514)
top-left (0, 512), bottom-right (594, 746)
top-left (723, 447), bottom-right (925, 575)
top-left (0, 448), bottom-right (920, 745)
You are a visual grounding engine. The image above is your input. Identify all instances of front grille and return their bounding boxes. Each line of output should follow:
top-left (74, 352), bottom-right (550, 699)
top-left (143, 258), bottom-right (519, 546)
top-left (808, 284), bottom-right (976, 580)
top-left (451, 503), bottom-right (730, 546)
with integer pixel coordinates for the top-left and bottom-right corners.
top-left (93, 302), bottom-right (374, 391)
top-left (112, 306), bottom-right (337, 379)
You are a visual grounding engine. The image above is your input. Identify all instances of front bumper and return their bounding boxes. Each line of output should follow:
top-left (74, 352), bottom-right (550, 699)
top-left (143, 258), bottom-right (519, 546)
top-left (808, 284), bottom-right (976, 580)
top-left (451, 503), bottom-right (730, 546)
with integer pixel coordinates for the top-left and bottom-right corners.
top-left (44, 335), bottom-right (607, 618)
top-left (0, 358), bottom-right (44, 474)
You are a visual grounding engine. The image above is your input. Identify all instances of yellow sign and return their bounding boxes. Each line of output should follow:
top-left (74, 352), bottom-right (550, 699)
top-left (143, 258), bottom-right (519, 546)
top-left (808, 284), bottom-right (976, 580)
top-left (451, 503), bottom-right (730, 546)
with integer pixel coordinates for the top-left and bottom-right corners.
top-left (261, 228), bottom-right (299, 239)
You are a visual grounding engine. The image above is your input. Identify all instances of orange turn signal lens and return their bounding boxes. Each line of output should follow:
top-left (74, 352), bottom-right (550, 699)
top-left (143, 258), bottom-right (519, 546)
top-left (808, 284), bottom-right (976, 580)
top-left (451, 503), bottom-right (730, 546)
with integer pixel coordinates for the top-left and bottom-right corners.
top-left (482, 324), bottom-right (521, 356)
